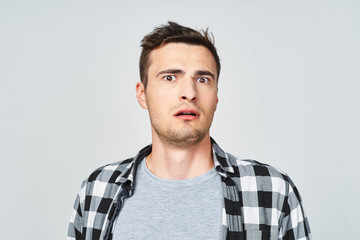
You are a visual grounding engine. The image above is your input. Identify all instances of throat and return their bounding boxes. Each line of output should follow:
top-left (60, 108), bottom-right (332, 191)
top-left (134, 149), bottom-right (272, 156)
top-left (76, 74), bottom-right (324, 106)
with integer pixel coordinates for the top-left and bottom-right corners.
top-left (145, 145), bottom-right (214, 180)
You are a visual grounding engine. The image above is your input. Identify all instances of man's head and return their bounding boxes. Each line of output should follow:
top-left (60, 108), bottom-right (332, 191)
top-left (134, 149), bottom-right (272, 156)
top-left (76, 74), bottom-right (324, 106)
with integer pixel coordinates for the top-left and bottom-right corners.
top-left (139, 22), bottom-right (221, 89)
top-left (136, 22), bottom-right (220, 148)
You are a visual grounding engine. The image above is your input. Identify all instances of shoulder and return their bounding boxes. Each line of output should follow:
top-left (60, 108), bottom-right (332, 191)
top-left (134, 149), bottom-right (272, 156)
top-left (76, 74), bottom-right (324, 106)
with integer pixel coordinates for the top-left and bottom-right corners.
top-left (79, 144), bottom-right (152, 196)
top-left (226, 153), bottom-right (292, 195)
top-left (236, 157), bottom-right (288, 179)
top-left (78, 158), bottom-right (135, 197)
top-left (212, 138), bottom-right (288, 182)
top-left (85, 158), bottom-right (135, 183)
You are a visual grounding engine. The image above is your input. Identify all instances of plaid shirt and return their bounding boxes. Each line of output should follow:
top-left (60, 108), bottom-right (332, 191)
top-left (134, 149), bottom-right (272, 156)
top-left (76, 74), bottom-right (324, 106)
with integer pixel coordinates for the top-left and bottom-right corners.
top-left (68, 138), bottom-right (311, 240)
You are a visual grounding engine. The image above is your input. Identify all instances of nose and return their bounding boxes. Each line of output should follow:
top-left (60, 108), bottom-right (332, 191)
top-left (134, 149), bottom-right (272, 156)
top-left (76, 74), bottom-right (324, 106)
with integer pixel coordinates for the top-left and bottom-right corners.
top-left (180, 80), bottom-right (197, 102)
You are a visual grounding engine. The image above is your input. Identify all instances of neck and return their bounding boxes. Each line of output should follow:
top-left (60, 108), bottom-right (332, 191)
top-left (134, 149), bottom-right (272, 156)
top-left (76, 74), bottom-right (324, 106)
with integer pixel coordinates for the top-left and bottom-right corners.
top-left (146, 132), bottom-right (214, 180)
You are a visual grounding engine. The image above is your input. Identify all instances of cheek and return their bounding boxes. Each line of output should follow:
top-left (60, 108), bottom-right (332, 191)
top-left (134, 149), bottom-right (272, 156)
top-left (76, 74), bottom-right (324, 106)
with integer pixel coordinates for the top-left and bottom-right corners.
top-left (145, 91), bottom-right (158, 107)
top-left (146, 95), bottom-right (169, 117)
top-left (148, 87), bottom-right (172, 102)
top-left (207, 93), bottom-right (218, 110)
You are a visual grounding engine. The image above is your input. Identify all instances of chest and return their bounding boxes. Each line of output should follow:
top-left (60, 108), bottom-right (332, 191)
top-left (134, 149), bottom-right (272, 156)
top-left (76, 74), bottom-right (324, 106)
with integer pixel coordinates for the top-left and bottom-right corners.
top-left (112, 167), bottom-right (223, 239)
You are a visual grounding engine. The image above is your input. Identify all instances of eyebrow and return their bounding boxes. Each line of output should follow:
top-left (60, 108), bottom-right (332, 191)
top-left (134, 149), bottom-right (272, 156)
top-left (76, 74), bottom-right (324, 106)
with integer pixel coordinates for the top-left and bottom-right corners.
top-left (156, 68), bottom-right (215, 80)
top-left (194, 70), bottom-right (215, 80)
top-left (156, 69), bottom-right (184, 77)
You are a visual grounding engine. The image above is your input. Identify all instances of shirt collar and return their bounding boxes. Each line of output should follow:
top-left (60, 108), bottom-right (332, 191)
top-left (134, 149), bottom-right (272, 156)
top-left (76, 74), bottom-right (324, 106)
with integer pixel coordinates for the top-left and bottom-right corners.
top-left (115, 137), bottom-right (236, 188)
top-left (211, 137), bottom-right (235, 176)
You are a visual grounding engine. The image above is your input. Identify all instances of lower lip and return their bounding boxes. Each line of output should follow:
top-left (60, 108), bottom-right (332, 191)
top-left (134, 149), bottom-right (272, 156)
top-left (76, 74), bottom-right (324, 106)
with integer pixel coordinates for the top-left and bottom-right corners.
top-left (175, 115), bottom-right (199, 120)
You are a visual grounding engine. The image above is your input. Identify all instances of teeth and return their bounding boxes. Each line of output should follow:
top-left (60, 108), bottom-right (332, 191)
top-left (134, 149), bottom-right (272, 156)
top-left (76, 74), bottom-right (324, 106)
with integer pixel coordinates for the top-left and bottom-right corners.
top-left (178, 112), bottom-right (196, 116)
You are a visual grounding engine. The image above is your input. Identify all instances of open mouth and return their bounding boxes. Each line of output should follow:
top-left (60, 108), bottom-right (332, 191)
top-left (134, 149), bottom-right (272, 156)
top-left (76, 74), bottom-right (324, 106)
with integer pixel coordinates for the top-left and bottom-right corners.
top-left (174, 109), bottom-right (200, 118)
top-left (176, 112), bottom-right (197, 116)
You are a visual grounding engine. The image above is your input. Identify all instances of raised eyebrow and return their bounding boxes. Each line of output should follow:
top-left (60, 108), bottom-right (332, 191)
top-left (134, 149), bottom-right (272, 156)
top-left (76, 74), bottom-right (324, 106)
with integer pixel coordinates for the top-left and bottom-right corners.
top-left (156, 69), bottom-right (185, 77)
top-left (194, 70), bottom-right (215, 80)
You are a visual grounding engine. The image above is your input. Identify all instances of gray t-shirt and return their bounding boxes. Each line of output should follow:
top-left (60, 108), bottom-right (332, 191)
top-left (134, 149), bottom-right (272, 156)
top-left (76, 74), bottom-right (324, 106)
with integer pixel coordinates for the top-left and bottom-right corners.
top-left (113, 158), bottom-right (223, 239)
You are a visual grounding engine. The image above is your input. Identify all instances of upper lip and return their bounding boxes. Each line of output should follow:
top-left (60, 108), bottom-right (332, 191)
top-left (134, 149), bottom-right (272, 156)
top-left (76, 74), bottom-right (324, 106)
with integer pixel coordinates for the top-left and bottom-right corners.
top-left (174, 108), bottom-right (200, 116)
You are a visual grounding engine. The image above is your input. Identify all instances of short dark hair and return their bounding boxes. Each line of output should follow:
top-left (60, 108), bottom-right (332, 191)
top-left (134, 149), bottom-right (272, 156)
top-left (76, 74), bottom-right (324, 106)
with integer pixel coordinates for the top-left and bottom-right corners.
top-left (139, 22), bottom-right (221, 88)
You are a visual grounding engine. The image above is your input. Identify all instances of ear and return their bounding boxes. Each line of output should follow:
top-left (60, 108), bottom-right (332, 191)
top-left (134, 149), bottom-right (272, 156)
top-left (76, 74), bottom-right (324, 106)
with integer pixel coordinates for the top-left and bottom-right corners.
top-left (215, 97), bottom-right (219, 111)
top-left (136, 82), bottom-right (148, 109)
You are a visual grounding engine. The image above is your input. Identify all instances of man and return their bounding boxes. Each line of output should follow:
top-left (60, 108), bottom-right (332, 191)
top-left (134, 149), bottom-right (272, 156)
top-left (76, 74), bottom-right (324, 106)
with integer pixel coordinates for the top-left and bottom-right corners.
top-left (68, 22), bottom-right (311, 240)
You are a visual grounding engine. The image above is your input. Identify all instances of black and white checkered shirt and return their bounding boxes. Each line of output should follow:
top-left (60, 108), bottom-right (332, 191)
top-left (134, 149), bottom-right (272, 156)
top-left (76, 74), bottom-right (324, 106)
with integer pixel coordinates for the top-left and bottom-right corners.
top-left (68, 138), bottom-right (311, 240)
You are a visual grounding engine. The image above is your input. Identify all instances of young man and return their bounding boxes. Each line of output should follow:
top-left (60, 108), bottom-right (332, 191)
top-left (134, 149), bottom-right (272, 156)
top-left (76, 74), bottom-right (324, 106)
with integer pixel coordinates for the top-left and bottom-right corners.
top-left (68, 22), bottom-right (311, 240)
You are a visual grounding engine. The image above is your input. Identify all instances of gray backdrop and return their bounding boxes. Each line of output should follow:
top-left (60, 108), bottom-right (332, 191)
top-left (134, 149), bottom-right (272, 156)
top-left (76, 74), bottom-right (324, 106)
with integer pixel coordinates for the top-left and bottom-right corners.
top-left (1, 1), bottom-right (359, 239)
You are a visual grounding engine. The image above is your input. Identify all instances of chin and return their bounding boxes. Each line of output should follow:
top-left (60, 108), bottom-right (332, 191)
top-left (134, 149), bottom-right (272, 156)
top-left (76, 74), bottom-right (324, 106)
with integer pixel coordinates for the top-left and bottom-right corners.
top-left (160, 128), bottom-right (209, 149)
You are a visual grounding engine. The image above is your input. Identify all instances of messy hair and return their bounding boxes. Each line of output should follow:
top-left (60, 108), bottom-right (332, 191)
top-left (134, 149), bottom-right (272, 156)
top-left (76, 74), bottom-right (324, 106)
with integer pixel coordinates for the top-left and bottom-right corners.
top-left (139, 22), bottom-right (221, 88)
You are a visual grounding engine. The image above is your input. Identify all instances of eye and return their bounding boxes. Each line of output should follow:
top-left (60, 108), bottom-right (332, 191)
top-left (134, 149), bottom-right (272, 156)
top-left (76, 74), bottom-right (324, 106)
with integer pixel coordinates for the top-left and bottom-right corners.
top-left (163, 75), bottom-right (176, 81)
top-left (196, 77), bottom-right (209, 84)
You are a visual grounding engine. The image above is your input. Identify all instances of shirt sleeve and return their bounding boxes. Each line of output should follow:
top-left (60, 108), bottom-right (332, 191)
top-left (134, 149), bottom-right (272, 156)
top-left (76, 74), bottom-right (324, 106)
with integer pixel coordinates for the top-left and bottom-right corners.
top-left (67, 181), bottom-right (86, 240)
top-left (279, 176), bottom-right (312, 240)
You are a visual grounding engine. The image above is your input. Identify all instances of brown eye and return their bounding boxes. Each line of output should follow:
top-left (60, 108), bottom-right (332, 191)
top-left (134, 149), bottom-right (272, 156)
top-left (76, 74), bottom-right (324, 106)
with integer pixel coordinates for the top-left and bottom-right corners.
top-left (197, 77), bottom-right (209, 83)
top-left (164, 75), bottom-right (176, 81)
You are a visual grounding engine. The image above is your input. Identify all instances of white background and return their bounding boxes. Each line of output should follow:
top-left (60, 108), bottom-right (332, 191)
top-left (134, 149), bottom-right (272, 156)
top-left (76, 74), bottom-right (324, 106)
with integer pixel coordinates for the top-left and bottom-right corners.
top-left (1, 1), bottom-right (359, 239)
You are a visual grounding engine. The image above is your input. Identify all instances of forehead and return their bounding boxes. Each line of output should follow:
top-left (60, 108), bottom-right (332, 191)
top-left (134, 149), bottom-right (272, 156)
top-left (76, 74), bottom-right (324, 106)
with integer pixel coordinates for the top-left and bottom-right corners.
top-left (148, 42), bottom-right (217, 76)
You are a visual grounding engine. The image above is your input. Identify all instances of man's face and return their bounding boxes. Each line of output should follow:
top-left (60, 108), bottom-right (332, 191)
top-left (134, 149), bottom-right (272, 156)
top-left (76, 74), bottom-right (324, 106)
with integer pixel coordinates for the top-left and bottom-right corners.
top-left (136, 42), bottom-right (218, 148)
